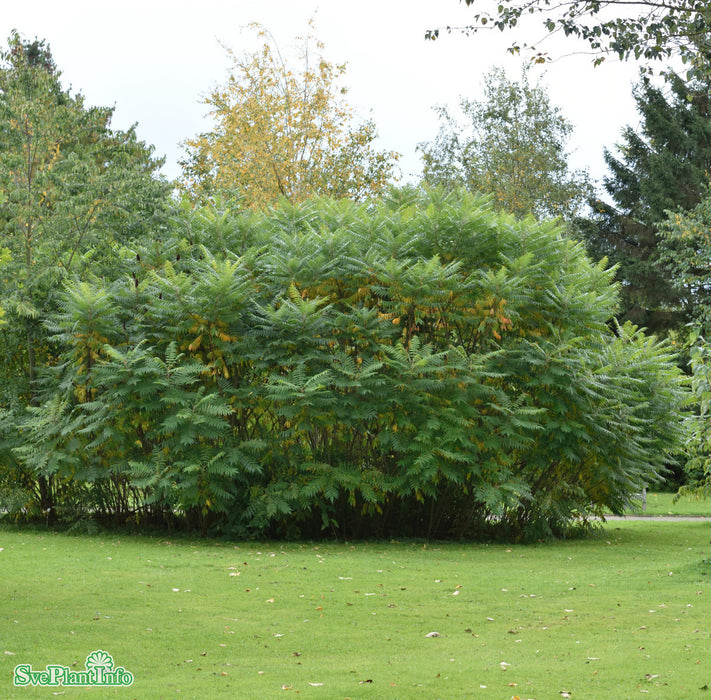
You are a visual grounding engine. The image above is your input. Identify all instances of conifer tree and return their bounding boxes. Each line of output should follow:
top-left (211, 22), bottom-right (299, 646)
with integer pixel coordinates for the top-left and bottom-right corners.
top-left (575, 69), bottom-right (711, 336)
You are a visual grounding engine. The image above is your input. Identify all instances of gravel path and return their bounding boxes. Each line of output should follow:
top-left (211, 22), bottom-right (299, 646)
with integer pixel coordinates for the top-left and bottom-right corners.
top-left (604, 515), bottom-right (711, 521)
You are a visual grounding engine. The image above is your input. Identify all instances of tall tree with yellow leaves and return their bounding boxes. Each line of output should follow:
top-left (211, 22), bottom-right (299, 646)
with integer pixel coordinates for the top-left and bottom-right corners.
top-left (179, 25), bottom-right (399, 208)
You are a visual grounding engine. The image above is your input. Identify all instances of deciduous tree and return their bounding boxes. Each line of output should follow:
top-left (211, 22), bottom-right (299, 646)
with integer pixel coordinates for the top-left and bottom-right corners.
top-left (0, 31), bottom-right (169, 403)
top-left (427, 0), bottom-right (711, 71)
top-left (179, 24), bottom-right (399, 208)
top-left (419, 66), bottom-right (592, 219)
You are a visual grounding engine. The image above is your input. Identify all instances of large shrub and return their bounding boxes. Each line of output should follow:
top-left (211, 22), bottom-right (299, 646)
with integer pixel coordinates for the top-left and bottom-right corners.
top-left (10, 189), bottom-right (688, 539)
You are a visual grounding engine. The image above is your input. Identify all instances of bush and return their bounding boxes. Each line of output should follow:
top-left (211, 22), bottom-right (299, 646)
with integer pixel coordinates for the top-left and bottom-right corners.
top-left (6, 189), bottom-right (689, 539)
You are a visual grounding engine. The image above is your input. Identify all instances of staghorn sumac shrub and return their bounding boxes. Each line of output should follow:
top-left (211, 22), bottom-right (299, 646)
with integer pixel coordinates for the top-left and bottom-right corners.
top-left (12, 189), bottom-right (688, 539)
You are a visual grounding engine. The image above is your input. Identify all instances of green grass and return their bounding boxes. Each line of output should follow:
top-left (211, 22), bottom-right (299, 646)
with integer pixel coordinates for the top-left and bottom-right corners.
top-left (2, 522), bottom-right (711, 699)
top-left (619, 491), bottom-right (711, 516)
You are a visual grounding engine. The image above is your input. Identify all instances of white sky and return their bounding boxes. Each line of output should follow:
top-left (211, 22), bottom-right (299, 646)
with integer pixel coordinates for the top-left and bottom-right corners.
top-left (2, 0), bottom-right (645, 189)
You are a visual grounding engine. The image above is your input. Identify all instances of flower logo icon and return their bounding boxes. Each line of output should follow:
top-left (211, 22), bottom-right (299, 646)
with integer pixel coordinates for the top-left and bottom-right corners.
top-left (85, 650), bottom-right (114, 671)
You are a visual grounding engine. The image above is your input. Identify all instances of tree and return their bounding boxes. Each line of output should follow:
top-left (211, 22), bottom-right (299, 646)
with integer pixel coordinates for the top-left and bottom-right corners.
top-left (179, 24), bottom-right (399, 209)
top-left (574, 69), bottom-right (711, 335)
top-left (659, 201), bottom-right (711, 494)
top-left (426, 0), bottom-right (711, 71)
top-left (0, 31), bottom-right (170, 515)
top-left (0, 31), bottom-right (169, 401)
top-left (419, 66), bottom-right (592, 219)
top-left (658, 188), bottom-right (711, 333)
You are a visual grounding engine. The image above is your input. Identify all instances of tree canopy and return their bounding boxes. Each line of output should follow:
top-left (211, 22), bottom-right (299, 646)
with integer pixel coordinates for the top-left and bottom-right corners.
top-left (179, 24), bottom-right (399, 208)
top-left (419, 66), bottom-right (591, 219)
top-left (574, 69), bottom-right (711, 336)
top-left (427, 1), bottom-right (711, 70)
top-left (0, 30), bottom-right (169, 400)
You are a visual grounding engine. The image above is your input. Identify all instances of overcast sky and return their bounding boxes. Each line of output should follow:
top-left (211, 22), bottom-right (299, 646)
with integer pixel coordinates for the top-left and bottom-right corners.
top-left (3, 0), bottom-right (645, 189)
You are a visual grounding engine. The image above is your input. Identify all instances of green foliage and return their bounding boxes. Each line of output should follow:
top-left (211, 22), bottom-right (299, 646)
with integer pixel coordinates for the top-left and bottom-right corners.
top-left (681, 340), bottom-right (711, 492)
top-left (659, 189), bottom-right (711, 490)
top-left (7, 189), bottom-right (689, 539)
top-left (426, 0), bottom-right (711, 73)
top-left (419, 67), bottom-right (592, 220)
top-left (0, 32), bottom-right (171, 518)
top-left (179, 23), bottom-right (399, 208)
top-left (575, 69), bottom-right (711, 337)
top-left (0, 30), bottom-right (170, 403)
top-left (656, 195), bottom-right (711, 493)
top-left (658, 188), bottom-right (711, 333)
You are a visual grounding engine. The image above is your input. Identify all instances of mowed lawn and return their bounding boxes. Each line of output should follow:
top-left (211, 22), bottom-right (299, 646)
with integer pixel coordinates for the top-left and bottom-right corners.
top-left (2, 520), bottom-right (711, 699)
top-left (624, 491), bottom-right (711, 516)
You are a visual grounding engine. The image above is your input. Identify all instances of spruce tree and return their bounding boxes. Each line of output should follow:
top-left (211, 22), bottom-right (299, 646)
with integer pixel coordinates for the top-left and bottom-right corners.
top-left (576, 70), bottom-right (711, 336)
